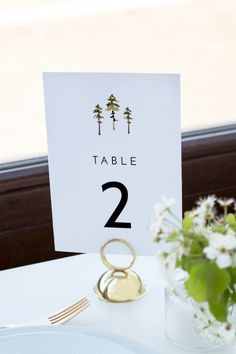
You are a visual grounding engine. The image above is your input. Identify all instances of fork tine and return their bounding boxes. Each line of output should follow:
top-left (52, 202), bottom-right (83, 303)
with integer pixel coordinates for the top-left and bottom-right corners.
top-left (48, 298), bottom-right (88, 320)
top-left (50, 299), bottom-right (89, 322)
top-left (50, 300), bottom-right (90, 324)
top-left (49, 298), bottom-right (89, 321)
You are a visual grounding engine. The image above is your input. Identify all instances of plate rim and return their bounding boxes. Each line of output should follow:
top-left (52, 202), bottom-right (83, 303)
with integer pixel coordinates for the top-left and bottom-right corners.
top-left (0, 325), bottom-right (158, 354)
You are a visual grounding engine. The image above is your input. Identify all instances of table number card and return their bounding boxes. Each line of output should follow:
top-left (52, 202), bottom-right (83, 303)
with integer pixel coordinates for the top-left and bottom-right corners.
top-left (43, 73), bottom-right (181, 255)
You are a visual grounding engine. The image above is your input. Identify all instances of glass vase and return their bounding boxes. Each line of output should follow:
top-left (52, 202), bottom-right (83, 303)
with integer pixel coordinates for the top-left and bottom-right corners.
top-left (165, 287), bottom-right (226, 351)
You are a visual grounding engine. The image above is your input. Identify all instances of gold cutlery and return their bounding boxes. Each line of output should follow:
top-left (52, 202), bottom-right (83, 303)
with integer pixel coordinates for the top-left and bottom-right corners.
top-left (0, 297), bottom-right (89, 329)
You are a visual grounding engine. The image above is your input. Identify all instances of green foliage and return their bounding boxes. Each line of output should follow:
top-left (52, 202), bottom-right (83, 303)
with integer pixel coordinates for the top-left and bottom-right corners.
top-left (226, 213), bottom-right (236, 224)
top-left (232, 292), bottom-right (236, 303)
top-left (228, 267), bottom-right (236, 287)
top-left (226, 214), bottom-right (236, 232)
top-left (211, 224), bottom-right (227, 234)
top-left (166, 231), bottom-right (180, 242)
top-left (190, 239), bottom-right (204, 255)
top-left (153, 193), bottom-right (236, 326)
top-left (185, 262), bottom-right (230, 303)
top-left (181, 256), bottom-right (204, 273)
top-left (209, 290), bottom-right (230, 322)
top-left (182, 214), bottom-right (193, 231)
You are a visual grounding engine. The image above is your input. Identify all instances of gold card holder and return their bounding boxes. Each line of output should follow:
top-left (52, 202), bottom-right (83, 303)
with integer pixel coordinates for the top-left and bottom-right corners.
top-left (94, 238), bottom-right (147, 303)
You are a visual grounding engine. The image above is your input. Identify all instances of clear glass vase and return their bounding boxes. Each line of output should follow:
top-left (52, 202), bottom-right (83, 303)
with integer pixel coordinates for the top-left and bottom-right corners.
top-left (165, 287), bottom-right (226, 351)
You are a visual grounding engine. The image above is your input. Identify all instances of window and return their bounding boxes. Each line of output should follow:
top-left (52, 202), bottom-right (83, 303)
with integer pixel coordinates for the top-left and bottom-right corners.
top-left (1, 0), bottom-right (236, 163)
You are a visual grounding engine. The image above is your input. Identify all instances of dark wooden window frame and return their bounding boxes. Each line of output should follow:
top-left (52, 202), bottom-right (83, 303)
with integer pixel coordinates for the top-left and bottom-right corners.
top-left (1, 125), bottom-right (236, 270)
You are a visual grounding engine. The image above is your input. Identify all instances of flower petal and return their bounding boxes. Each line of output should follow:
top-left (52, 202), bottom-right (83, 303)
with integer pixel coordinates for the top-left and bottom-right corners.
top-left (216, 254), bottom-right (232, 269)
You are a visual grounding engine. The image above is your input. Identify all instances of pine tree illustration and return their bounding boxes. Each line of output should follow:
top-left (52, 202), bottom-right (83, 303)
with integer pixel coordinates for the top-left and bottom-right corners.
top-left (124, 107), bottom-right (132, 134)
top-left (106, 94), bottom-right (120, 130)
top-left (93, 104), bottom-right (103, 135)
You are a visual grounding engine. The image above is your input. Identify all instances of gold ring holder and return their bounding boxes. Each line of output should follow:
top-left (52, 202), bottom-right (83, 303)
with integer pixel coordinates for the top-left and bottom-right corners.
top-left (94, 238), bottom-right (147, 303)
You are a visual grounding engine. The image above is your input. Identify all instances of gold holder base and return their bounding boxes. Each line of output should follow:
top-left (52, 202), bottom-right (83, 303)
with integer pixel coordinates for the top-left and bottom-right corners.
top-left (94, 239), bottom-right (147, 303)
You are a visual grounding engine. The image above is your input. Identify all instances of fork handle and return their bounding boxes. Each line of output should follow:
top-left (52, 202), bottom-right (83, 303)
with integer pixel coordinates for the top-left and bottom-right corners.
top-left (0, 325), bottom-right (18, 329)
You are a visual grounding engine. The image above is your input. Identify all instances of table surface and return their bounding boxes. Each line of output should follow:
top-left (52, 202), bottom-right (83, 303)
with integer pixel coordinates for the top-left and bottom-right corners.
top-left (0, 254), bottom-right (234, 354)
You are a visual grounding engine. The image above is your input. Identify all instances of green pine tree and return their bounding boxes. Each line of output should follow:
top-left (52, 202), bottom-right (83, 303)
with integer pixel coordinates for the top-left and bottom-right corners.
top-left (93, 104), bottom-right (103, 135)
top-left (124, 107), bottom-right (132, 134)
top-left (106, 94), bottom-right (120, 130)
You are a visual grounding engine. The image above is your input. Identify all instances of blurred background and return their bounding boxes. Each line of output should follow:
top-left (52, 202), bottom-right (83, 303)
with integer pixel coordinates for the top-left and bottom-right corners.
top-left (1, 0), bottom-right (236, 163)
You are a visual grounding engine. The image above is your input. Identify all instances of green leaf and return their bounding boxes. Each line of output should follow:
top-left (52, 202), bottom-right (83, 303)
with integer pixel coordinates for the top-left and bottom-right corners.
top-left (176, 258), bottom-right (183, 268)
top-left (185, 262), bottom-right (230, 303)
top-left (190, 239), bottom-right (203, 255)
top-left (209, 290), bottom-right (230, 322)
top-left (229, 223), bottom-right (236, 232)
top-left (228, 267), bottom-right (236, 286)
top-left (166, 231), bottom-right (180, 242)
top-left (232, 292), bottom-right (236, 303)
top-left (182, 256), bottom-right (205, 273)
top-left (226, 213), bottom-right (236, 224)
top-left (226, 215), bottom-right (236, 232)
top-left (211, 224), bottom-right (227, 234)
top-left (182, 214), bottom-right (193, 231)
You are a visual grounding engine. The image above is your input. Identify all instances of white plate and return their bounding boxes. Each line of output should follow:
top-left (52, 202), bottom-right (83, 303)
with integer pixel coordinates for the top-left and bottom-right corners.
top-left (0, 326), bottom-right (158, 354)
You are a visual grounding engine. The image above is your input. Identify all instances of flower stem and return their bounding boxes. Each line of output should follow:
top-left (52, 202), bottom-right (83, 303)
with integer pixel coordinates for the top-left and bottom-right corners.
top-left (168, 210), bottom-right (182, 226)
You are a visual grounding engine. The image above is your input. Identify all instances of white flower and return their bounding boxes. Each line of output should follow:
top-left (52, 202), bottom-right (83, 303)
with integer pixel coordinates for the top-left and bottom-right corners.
top-left (205, 321), bottom-right (235, 345)
top-left (204, 231), bottom-right (236, 268)
top-left (156, 240), bottom-right (174, 254)
top-left (220, 323), bottom-right (236, 344)
top-left (192, 207), bottom-right (208, 227)
top-left (149, 213), bottom-right (165, 240)
top-left (156, 237), bottom-right (191, 281)
top-left (197, 195), bottom-right (216, 209)
top-left (192, 302), bottom-right (215, 334)
top-left (156, 241), bottom-right (178, 274)
top-left (189, 298), bottom-right (236, 344)
top-left (195, 225), bottom-right (212, 239)
top-left (191, 300), bottom-right (236, 344)
top-left (161, 196), bottom-right (175, 210)
top-left (167, 270), bottom-right (189, 300)
top-left (157, 251), bottom-right (177, 274)
top-left (191, 196), bottom-right (216, 227)
top-left (175, 235), bottom-right (191, 260)
top-left (150, 196), bottom-right (175, 240)
top-left (152, 196), bottom-right (175, 219)
top-left (205, 322), bottom-right (225, 343)
top-left (218, 198), bottom-right (234, 207)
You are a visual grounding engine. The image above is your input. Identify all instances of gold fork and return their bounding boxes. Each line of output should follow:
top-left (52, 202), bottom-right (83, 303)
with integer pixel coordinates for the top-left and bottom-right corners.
top-left (0, 297), bottom-right (90, 329)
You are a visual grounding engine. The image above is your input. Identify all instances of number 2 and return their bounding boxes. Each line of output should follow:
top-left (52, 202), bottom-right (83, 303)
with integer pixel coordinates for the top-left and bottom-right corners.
top-left (102, 181), bottom-right (131, 229)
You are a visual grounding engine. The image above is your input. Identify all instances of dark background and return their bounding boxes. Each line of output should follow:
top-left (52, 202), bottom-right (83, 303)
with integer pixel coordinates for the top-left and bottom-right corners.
top-left (0, 127), bottom-right (236, 270)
